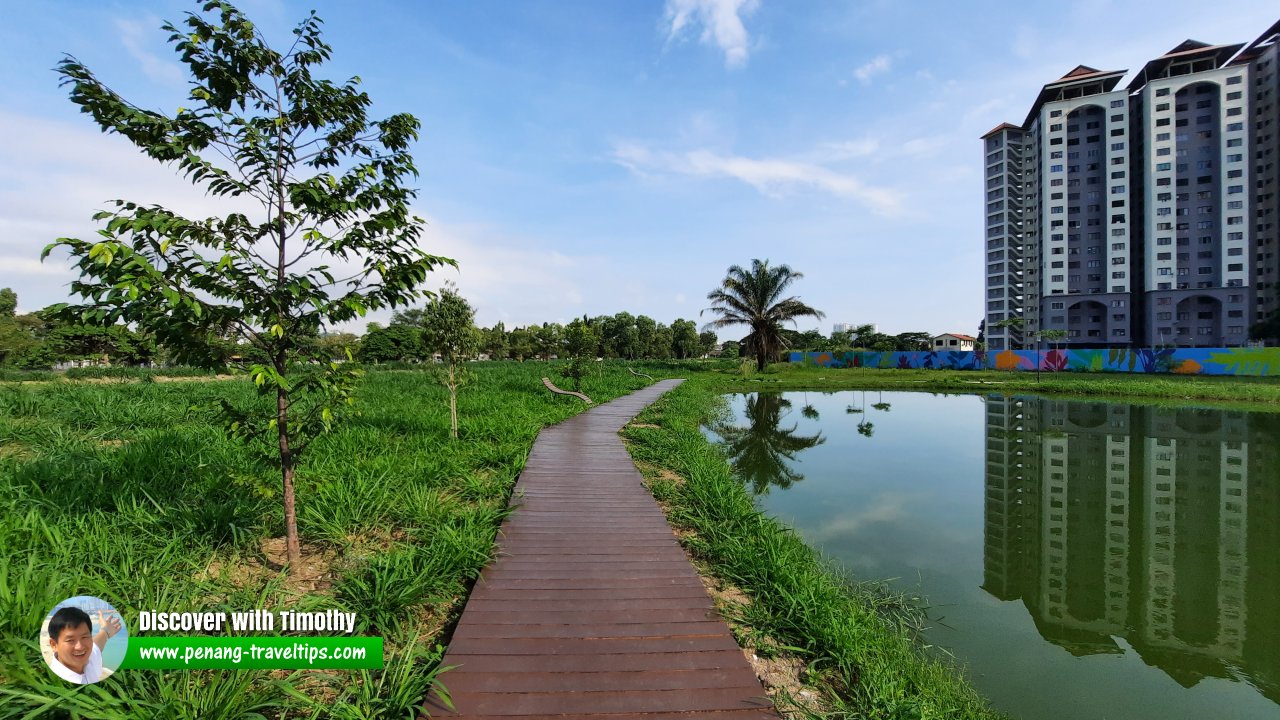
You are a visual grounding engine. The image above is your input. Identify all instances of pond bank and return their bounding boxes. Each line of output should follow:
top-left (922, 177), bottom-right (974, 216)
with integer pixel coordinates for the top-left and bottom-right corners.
top-left (697, 365), bottom-right (1280, 410)
top-left (621, 381), bottom-right (1010, 720)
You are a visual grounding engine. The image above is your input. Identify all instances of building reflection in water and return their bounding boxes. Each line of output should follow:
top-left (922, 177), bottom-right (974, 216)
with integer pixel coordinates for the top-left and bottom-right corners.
top-left (983, 396), bottom-right (1280, 701)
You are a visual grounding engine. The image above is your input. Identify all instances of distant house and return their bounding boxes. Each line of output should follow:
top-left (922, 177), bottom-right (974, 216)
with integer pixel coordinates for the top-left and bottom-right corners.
top-left (932, 333), bottom-right (976, 351)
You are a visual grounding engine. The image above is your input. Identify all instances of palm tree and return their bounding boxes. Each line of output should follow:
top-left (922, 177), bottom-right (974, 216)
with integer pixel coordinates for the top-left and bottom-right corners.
top-left (702, 259), bottom-right (825, 372)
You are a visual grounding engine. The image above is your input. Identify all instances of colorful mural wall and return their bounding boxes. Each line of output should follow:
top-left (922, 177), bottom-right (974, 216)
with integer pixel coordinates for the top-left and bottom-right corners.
top-left (788, 347), bottom-right (1280, 377)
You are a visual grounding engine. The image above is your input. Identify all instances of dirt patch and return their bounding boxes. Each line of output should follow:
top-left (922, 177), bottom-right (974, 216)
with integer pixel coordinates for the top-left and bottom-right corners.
top-left (197, 537), bottom-right (340, 595)
top-left (628, 422), bottom-right (660, 429)
top-left (99, 438), bottom-right (128, 448)
top-left (697, 565), bottom-right (829, 717)
top-left (153, 374), bottom-right (238, 383)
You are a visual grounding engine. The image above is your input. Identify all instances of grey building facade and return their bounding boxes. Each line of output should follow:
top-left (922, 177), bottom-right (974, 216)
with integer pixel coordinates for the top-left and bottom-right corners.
top-left (983, 22), bottom-right (1280, 351)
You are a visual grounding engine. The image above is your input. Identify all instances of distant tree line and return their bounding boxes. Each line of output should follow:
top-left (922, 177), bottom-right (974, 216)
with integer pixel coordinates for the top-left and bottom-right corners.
top-left (360, 310), bottom-right (719, 363)
top-left (0, 287), bottom-right (725, 369)
top-left (2, 283), bottom-right (936, 371)
top-left (780, 324), bottom-right (934, 354)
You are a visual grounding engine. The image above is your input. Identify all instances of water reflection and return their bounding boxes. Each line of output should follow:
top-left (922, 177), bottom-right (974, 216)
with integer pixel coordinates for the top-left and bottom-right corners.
top-left (711, 393), bottom-right (825, 494)
top-left (984, 396), bottom-right (1280, 702)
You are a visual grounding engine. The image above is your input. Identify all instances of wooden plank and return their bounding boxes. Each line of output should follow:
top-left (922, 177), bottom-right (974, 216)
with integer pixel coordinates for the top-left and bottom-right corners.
top-left (440, 667), bottom-right (761, 693)
top-left (435, 687), bottom-right (774, 715)
top-left (423, 379), bottom-right (778, 719)
top-left (439, 649), bottom-right (753, 673)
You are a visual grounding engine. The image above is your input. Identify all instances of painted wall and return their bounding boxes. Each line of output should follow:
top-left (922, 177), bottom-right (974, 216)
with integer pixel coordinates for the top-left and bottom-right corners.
top-left (789, 347), bottom-right (1280, 377)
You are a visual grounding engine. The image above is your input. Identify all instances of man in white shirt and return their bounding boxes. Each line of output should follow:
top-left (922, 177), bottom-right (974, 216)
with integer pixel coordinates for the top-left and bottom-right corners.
top-left (47, 606), bottom-right (120, 684)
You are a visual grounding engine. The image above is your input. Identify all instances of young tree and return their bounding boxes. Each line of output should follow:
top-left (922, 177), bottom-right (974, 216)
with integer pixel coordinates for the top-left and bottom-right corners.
top-left (421, 285), bottom-right (480, 438)
top-left (559, 316), bottom-right (599, 391)
top-left (45, 3), bottom-right (453, 564)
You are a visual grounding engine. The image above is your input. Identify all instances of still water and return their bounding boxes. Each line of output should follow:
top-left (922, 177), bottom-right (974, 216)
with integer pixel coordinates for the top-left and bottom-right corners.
top-left (706, 390), bottom-right (1280, 720)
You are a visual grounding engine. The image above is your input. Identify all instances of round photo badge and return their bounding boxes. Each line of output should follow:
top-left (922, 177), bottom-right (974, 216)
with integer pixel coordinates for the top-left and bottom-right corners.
top-left (41, 596), bottom-right (128, 684)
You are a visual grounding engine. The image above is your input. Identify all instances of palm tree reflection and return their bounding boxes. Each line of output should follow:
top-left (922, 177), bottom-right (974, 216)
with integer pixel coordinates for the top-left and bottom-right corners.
top-left (713, 393), bottom-right (825, 494)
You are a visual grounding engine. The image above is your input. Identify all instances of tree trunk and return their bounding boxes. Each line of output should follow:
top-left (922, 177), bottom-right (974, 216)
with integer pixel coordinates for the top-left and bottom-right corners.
top-left (448, 362), bottom-right (458, 439)
top-left (276, 385), bottom-right (300, 565)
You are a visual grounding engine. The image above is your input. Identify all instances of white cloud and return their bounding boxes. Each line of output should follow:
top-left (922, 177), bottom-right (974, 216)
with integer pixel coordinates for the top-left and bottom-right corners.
top-left (817, 137), bottom-right (881, 161)
top-left (114, 17), bottom-right (185, 85)
top-left (900, 135), bottom-right (949, 157)
top-left (613, 141), bottom-right (902, 215)
top-left (853, 54), bottom-right (892, 84)
top-left (663, 0), bottom-right (760, 69)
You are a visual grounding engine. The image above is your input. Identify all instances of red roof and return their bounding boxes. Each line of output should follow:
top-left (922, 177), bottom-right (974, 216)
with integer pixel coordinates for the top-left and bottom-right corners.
top-left (1059, 64), bottom-right (1103, 79)
top-left (936, 333), bottom-right (977, 342)
top-left (980, 122), bottom-right (1022, 139)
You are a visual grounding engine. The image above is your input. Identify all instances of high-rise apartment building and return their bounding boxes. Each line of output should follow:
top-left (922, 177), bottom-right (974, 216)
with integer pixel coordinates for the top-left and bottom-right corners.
top-left (983, 21), bottom-right (1280, 351)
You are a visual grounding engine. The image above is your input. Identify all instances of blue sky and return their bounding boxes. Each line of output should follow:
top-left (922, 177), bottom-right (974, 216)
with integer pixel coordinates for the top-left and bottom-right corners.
top-left (1, 1), bottom-right (1276, 338)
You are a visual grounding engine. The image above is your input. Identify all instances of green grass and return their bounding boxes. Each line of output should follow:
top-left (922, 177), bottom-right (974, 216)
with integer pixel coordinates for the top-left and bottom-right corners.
top-left (0, 361), bottom-right (653, 718)
top-left (623, 381), bottom-right (1010, 720)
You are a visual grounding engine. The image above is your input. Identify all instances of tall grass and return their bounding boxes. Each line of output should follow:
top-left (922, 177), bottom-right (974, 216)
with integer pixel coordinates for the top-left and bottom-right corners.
top-left (623, 382), bottom-right (1009, 720)
top-left (0, 361), bottom-right (654, 718)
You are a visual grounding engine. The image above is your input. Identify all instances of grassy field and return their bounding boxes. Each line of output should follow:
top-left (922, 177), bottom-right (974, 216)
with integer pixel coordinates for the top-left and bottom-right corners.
top-left (4, 358), bottom-right (1276, 718)
top-left (0, 363), bottom-right (652, 719)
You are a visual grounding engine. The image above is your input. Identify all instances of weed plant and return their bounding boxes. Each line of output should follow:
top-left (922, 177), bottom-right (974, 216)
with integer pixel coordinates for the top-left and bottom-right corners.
top-left (623, 382), bottom-right (1009, 720)
top-left (0, 362), bottom-right (651, 717)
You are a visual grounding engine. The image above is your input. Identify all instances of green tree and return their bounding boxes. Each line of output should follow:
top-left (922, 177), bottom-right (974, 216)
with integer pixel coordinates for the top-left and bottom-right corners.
top-left (635, 315), bottom-right (657, 359)
top-left (670, 319), bottom-right (699, 359)
top-left (559, 316), bottom-right (599, 391)
top-left (482, 322), bottom-right (508, 360)
top-left (421, 286), bottom-right (480, 439)
top-left (389, 307), bottom-right (427, 326)
top-left (45, 3), bottom-right (453, 564)
top-left (0, 290), bottom-right (37, 366)
top-left (508, 326), bottom-right (534, 361)
top-left (533, 322), bottom-right (562, 360)
top-left (703, 260), bottom-right (825, 372)
top-left (316, 332), bottom-right (359, 361)
top-left (358, 324), bottom-right (421, 363)
top-left (698, 330), bottom-right (718, 358)
top-left (601, 312), bottom-right (639, 359)
top-left (650, 323), bottom-right (674, 360)
top-left (894, 332), bottom-right (932, 351)
top-left (993, 317), bottom-right (1025, 350)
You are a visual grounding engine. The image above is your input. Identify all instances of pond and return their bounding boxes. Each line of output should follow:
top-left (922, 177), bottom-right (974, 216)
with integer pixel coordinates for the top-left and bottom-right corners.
top-left (706, 390), bottom-right (1280, 720)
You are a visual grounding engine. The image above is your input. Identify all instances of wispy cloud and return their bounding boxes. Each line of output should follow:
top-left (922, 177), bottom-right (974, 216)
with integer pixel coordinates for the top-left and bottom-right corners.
top-left (115, 17), bottom-right (185, 85)
top-left (815, 137), bottom-right (881, 161)
top-left (612, 142), bottom-right (902, 215)
top-left (853, 54), bottom-right (892, 84)
top-left (662, 0), bottom-right (760, 69)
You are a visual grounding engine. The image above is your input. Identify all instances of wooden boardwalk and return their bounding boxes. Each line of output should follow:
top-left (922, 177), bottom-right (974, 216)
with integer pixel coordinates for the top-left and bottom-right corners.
top-left (424, 379), bottom-right (778, 719)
